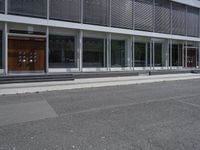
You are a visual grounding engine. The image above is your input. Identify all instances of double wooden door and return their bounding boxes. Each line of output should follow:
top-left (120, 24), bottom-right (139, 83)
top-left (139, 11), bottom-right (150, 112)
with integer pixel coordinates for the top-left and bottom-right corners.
top-left (8, 36), bottom-right (45, 72)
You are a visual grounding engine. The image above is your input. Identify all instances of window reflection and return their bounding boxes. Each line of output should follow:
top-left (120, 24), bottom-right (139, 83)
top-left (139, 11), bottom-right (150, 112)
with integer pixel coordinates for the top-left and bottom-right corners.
top-left (49, 35), bottom-right (76, 68)
top-left (83, 37), bottom-right (106, 68)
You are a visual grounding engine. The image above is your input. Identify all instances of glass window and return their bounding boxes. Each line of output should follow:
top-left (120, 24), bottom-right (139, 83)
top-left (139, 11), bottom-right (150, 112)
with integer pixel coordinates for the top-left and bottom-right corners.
top-left (8, 0), bottom-right (47, 18)
top-left (111, 40), bottom-right (126, 67)
top-left (49, 35), bottom-right (76, 68)
top-left (172, 44), bottom-right (183, 66)
top-left (83, 37), bottom-right (106, 68)
top-left (0, 31), bottom-right (2, 69)
top-left (154, 43), bottom-right (162, 67)
top-left (135, 42), bottom-right (146, 67)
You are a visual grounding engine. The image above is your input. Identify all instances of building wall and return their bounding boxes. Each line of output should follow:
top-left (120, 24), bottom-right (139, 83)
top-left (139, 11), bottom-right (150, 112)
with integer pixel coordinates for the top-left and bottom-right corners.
top-left (0, 0), bottom-right (199, 74)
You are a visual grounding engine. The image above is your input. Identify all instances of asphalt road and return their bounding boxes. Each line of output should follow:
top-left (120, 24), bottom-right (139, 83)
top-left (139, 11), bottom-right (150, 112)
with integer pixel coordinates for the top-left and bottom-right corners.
top-left (1, 79), bottom-right (200, 150)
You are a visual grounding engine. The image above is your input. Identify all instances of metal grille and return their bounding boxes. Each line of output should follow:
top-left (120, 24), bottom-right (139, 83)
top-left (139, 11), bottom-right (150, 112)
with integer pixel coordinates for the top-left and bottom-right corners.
top-left (135, 0), bottom-right (154, 32)
top-left (8, 0), bottom-right (47, 18)
top-left (155, 0), bottom-right (171, 34)
top-left (83, 0), bottom-right (109, 26)
top-left (172, 2), bottom-right (186, 36)
top-left (187, 6), bottom-right (199, 37)
top-left (50, 0), bottom-right (81, 22)
top-left (111, 0), bottom-right (133, 29)
top-left (0, 0), bottom-right (4, 13)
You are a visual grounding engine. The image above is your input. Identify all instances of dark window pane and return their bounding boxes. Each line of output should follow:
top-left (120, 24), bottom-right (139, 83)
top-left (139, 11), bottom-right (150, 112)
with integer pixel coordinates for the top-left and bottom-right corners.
top-left (135, 42), bottom-right (146, 67)
top-left (83, 37), bottom-right (106, 68)
top-left (49, 35), bottom-right (76, 68)
top-left (8, 0), bottom-right (47, 18)
top-left (172, 44), bottom-right (182, 66)
top-left (111, 0), bottom-right (133, 29)
top-left (0, 31), bottom-right (2, 69)
top-left (111, 40), bottom-right (126, 67)
top-left (154, 43), bottom-right (162, 67)
top-left (155, 0), bottom-right (171, 34)
top-left (50, 0), bottom-right (81, 22)
top-left (172, 2), bottom-right (186, 36)
top-left (187, 6), bottom-right (199, 37)
top-left (0, 0), bottom-right (5, 13)
top-left (135, 0), bottom-right (153, 32)
top-left (83, 0), bottom-right (109, 26)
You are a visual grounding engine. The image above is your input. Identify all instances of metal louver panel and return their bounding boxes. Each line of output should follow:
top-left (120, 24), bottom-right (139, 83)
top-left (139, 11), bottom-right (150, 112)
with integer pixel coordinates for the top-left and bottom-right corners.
top-left (0, 0), bottom-right (4, 13)
top-left (172, 2), bottom-right (186, 36)
top-left (83, 0), bottom-right (109, 26)
top-left (187, 6), bottom-right (199, 37)
top-left (135, 0), bottom-right (153, 32)
top-left (8, 0), bottom-right (47, 18)
top-left (155, 0), bottom-right (171, 34)
top-left (50, 0), bottom-right (81, 22)
top-left (111, 0), bottom-right (133, 29)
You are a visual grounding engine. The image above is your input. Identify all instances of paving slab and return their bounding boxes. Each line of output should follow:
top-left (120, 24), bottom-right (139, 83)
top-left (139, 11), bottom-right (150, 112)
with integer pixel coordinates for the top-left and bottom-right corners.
top-left (0, 101), bottom-right (58, 127)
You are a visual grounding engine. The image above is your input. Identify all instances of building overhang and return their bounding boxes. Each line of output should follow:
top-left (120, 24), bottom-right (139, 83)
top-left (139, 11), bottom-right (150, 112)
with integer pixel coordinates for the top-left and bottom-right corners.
top-left (171, 0), bottom-right (200, 8)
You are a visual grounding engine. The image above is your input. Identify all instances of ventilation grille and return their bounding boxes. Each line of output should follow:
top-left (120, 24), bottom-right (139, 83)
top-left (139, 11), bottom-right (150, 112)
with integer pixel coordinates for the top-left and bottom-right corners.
top-left (135, 0), bottom-right (153, 32)
top-left (111, 0), bottom-right (133, 29)
top-left (172, 2), bottom-right (186, 36)
top-left (8, 0), bottom-right (47, 18)
top-left (187, 6), bottom-right (199, 37)
top-left (155, 0), bottom-right (171, 34)
top-left (50, 0), bottom-right (81, 22)
top-left (0, 0), bottom-right (4, 13)
top-left (83, 0), bottom-right (109, 26)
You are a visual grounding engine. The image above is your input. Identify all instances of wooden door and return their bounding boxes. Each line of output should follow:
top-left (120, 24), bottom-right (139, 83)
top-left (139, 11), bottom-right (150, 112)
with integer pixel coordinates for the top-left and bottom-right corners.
top-left (8, 36), bottom-right (45, 72)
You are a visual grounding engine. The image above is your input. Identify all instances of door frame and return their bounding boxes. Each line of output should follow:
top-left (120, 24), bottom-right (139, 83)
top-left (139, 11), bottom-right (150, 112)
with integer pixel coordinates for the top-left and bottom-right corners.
top-left (8, 33), bottom-right (47, 74)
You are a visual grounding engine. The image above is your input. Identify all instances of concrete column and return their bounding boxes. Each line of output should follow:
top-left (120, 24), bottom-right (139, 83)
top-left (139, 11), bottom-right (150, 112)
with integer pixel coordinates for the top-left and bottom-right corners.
top-left (107, 33), bottom-right (111, 71)
top-left (132, 36), bottom-right (135, 70)
top-left (45, 27), bottom-right (49, 73)
top-left (78, 30), bottom-right (83, 72)
top-left (3, 23), bottom-right (8, 75)
top-left (199, 43), bottom-right (200, 68)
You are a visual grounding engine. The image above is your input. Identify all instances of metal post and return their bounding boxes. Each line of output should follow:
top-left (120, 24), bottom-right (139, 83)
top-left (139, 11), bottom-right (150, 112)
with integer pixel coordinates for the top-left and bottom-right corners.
top-left (5, 0), bottom-right (7, 15)
top-left (45, 27), bottom-right (49, 73)
top-left (199, 42), bottom-right (200, 68)
top-left (152, 40), bottom-right (155, 69)
top-left (3, 23), bottom-right (8, 75)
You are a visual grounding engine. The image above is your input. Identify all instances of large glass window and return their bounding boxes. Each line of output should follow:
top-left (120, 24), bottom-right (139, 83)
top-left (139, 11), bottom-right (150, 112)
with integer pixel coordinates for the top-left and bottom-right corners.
top-left (49, 35), bottom-right (76, 68)
top-left (83, 37), bottom-right (106, 68)
top-left (134, 42), bottom-right (146, 67)
top-left (153, 39), bottom-right (169, 67)
top-left (111, 40), bottom-right (126, 67)
top-left (8, 0), bottom-right (47, 18)
top-left (171, 43), bottom-right (183, 67)
top-left (50, 0), bottom-right (81, 22)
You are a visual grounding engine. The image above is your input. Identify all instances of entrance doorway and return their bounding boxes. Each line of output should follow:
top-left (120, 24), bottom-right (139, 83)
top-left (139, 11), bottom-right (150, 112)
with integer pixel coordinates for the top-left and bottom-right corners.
top-left (8, 36), bottom-right (46, 73)
top-left (186, 48), bottom-right (197, 68)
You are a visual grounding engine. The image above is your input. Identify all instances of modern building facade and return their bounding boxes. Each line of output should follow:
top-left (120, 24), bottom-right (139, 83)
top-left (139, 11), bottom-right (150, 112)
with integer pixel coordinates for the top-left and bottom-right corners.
top-left (0, 0), bottom-right (200, 75)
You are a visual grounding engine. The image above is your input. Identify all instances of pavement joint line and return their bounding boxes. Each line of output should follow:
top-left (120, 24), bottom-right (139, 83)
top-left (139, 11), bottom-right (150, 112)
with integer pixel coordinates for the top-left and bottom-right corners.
top-left (174, 100), bottom-right (200, 109)
top-left (58, 93), bottom-right (200, 117)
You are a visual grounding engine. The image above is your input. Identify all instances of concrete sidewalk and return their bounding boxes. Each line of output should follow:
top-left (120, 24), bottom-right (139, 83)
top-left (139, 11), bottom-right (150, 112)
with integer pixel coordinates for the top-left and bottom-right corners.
top-left (0, 73), bottom-right (200, 95)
